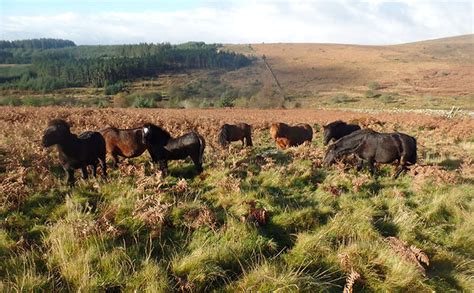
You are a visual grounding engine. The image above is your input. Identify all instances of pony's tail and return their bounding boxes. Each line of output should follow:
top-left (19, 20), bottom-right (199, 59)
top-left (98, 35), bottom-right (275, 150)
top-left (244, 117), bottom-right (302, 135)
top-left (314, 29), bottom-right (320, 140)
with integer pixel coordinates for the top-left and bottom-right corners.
top-left (217, 127), bottom-right (228, 148)
top-left (246, 134), bottom-right (253, 147)
top-left (246, 125), bottom-right (253, 147)
top-left (409, 137), bottom-right (417, 165)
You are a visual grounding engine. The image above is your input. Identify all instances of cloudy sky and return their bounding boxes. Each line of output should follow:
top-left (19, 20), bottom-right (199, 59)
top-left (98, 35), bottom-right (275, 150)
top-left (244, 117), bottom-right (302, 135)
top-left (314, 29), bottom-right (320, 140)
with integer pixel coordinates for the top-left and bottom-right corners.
top-left (0, 0), bottom-right (472, 45)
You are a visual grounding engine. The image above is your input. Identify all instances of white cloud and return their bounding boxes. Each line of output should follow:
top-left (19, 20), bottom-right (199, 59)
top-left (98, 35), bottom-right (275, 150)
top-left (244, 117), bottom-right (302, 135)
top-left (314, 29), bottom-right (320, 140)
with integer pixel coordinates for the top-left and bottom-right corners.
top-left (0, 1), bottom-right (472, 45)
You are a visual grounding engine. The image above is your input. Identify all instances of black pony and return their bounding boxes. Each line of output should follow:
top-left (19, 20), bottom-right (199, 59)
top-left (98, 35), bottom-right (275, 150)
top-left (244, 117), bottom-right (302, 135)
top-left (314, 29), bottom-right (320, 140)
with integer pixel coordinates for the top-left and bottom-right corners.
top-left (323, 120), bottom-right (361, 145)
top-left (142, 123), bottom-right (205, 176)
top-left (323, 129), bottom-right (417, 178)
top-left (42, 119), bottom-right (107, 185)
top-left (218, 123), bottom-right (253, 148)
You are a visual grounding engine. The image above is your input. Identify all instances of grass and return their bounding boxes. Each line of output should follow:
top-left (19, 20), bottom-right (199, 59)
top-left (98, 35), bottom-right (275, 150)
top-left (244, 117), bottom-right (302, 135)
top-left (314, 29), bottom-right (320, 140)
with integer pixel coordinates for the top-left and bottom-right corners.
top-left (0, 107), bottom-right (473, 291)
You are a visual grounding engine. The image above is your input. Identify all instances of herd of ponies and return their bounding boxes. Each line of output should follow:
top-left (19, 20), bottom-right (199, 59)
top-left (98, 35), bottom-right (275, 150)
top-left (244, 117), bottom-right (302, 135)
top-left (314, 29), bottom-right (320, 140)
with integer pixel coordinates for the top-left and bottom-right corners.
top-left (42, 119), bottom-right (417, 185)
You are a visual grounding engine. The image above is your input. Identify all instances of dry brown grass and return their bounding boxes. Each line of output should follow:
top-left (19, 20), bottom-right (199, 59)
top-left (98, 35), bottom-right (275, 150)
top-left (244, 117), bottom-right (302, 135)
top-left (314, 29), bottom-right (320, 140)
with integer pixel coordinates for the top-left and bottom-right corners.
top-left (385, 236), bottom-right (430, 277)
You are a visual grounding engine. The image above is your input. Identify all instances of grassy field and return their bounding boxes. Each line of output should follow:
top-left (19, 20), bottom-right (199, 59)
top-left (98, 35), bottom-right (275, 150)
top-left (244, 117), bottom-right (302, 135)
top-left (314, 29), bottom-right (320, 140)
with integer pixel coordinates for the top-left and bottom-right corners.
top-left (0, 107), bottom-right (473, 292)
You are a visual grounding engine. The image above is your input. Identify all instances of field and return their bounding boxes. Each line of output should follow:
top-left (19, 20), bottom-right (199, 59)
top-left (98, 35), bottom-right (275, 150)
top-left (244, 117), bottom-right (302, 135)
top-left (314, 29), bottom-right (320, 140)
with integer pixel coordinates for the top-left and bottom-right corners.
top-left (0, 106), bottom-right (473, 291)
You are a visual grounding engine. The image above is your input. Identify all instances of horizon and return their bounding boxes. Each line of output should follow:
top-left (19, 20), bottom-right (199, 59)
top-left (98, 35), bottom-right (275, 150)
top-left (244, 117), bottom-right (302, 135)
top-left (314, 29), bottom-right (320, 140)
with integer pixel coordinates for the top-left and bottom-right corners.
top-left (2, 33), bottom-right (473, 47)
top-left (1, 0), bottom-right (472, 46)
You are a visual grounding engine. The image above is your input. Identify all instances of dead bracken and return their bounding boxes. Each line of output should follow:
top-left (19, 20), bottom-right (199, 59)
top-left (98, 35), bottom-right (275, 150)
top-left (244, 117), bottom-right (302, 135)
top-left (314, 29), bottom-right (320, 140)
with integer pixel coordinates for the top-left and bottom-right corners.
top-left (385, 236), bottom-right (430, 276)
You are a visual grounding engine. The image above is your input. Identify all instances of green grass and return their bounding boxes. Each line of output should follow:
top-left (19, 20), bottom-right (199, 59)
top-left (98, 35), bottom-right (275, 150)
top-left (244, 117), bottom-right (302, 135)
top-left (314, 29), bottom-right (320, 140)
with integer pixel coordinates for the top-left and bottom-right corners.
top-left (1, 132), bottom-right (473, 291)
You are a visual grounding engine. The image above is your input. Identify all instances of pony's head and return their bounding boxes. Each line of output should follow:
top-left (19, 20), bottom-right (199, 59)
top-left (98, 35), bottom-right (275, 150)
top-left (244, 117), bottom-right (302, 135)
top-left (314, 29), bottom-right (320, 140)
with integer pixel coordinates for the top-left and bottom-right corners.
top-left (217, 124), bottom-right (230, 148)
top-left (322, 120), bottom-right (345, 146)
top-left (276, 137), bottom-right (290, 149)
top-left (322, 126), bottom-right (332, 146)
top-left (323, 143), bottom-right (338, 166)
top-left (270, 123), bottom-right (288, 140)
top-left (142, 123), bottom-right (171, 146)
top-left (42, 119), bottom-right (71, 147)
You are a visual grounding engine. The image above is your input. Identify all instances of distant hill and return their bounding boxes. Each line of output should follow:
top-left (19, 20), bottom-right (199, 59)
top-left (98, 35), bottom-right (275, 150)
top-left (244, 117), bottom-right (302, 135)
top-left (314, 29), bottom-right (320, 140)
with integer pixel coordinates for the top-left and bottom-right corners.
top-left (223, 34), bottom-right (473, 98)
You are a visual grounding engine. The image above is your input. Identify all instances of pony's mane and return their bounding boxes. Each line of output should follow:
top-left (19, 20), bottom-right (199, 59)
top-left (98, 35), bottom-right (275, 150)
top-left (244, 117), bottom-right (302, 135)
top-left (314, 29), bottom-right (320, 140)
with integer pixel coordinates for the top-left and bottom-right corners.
top-left (325, 120), bottom-right (346, 128)
top-left (143, 123), bottom-right (172, 139)
top-left (331, 129), bottom-right (373, 156)
top-left (48, 119), bottom-right (70, 128)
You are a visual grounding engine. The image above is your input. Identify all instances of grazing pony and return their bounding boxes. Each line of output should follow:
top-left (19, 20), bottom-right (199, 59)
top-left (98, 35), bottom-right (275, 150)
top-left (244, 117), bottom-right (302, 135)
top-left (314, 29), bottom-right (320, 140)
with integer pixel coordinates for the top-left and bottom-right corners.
top-left (323, 129), bottom-right (417, 178)
top-left (100, 126), bottom-right (147, 167)
top-left (218, 123), bottom-right (253, 148)
top-left (142, 123), bottom-right (205, 176)
top-left (322, 120), bottom-right (361, 145)
top-left (42, 119), bottom-right (107, 185)
top-left (270, 123), bottom-right (313, 149)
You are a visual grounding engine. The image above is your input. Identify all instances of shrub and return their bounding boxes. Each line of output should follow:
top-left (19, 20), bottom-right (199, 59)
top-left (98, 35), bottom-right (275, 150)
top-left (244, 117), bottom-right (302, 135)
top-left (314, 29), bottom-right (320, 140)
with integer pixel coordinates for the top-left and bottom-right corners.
top-left (198, 99), bottom-right (214, 108)
top-left (132, 96), bottom-right (156, 108)
top-left (22, 96), bottom-right (42, 107)
top-left (331, 93), bottom-right (351, 104)
top-left (104, 82), bottom-right (124, 95)
top-left (365, 90), bottom-right (380, 98)
top-left (368, 81), bottom-right (381, 90)
top-left (380, 94), bottom-right (395, 104)
top-left (217, 96), bottom-right (234, 108)
top-left (0, 96), bottom-right (22, 106)
top-left (233, 97), bottom-right (250, 108)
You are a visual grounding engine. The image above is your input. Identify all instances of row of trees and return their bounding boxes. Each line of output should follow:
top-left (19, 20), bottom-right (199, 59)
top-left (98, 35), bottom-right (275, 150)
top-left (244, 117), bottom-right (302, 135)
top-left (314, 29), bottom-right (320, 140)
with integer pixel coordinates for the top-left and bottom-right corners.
top-left (1, 42), bottom-right (252, 90)
top-left (0, 39), bottom-right (76, 50)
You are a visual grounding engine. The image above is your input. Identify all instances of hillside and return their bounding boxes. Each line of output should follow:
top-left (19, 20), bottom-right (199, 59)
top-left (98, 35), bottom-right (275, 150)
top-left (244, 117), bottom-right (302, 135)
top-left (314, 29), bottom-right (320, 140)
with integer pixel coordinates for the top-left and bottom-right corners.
top-left (0, 35), bottom-right (472, 109)
top-left (221, 34), bottom-right (473, 106)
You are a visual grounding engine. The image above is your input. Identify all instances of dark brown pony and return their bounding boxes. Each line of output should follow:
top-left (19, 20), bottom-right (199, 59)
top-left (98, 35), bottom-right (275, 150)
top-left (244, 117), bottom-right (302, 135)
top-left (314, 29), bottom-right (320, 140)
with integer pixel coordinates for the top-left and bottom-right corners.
top-left (323, 129), bottom-right (417, 178)
top-left (218, 123), bottom-right (253, 148)
top-left (322, 120), bottom-right (361, 145)
top-left (142, 123), bottom-right (206, 176)
top-left (100, 126), bottom-right (147, 167)
top-left (270, 123), bottom-right (313, 149)
top-left (42, 119), bottom-right (107, 185)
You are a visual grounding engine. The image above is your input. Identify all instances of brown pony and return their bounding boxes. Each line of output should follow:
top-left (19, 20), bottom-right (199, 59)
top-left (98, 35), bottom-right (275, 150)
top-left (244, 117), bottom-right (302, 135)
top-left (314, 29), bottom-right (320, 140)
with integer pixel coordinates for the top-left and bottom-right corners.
top-left (100, 126), bottom-right (147, 167)
top-left (270, 123), bottom-right (313, 148)
top-left (218, 123), bottom-right (253, 148)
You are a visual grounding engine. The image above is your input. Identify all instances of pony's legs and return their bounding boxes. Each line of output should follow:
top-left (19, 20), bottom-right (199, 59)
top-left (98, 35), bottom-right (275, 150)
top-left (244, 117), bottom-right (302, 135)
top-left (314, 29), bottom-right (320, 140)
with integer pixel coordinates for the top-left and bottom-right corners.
top-left (191, 154), bottom-right (203, 173)
top-left (100, 156), bottom-right (107, 178)
top-left (246, 135), bottom-right (253, 147)
top-left (92, 163), bottom-right (97, 177)
top-left (81, 166), bottom-right (89, 179)
top-left (159, 160), bottom-right (168, 177)
top-left (65, 168), bottom-right (75, 186)
top-left (393, 157), bottom-right (407, 179)
top-left (368, 158), bottom-right (376, 177)
top-left (112, 154), bottom-right (119, 168)
top-left (393, 166), bottom-right (405, 179)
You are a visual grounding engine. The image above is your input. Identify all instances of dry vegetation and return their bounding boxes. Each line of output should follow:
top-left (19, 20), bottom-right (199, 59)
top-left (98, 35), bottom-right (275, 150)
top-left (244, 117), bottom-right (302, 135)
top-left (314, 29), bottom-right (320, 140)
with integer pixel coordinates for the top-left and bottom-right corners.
top-left (0, 107), bottom-right (473, 291)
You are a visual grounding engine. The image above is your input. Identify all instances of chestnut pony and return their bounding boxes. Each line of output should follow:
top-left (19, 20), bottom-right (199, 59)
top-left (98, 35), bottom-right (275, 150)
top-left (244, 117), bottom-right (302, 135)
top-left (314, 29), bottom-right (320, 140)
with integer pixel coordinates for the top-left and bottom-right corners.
top-left (270, 123), bottom-right (313, 149)
top-left (100, 126), bottom-right (147, 167)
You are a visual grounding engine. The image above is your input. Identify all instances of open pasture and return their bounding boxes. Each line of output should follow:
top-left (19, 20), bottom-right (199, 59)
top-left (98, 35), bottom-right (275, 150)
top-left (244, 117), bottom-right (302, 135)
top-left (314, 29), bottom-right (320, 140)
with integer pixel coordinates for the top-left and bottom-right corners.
top-left (1, 107), bottom-right (473, 291)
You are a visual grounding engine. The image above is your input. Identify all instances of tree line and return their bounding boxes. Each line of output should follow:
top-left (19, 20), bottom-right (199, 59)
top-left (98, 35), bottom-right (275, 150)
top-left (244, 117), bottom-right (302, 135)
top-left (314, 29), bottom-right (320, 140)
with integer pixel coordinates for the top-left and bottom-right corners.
top-left (0, 38), bottom-right (76, 50)
top-left (0, 41), bottom-right (252, 91)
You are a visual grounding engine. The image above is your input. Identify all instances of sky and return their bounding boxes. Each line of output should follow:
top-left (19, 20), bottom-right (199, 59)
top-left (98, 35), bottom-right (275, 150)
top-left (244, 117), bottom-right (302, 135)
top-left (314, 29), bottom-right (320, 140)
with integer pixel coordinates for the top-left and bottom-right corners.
top-left (0, 0), bottom-right (472, 45)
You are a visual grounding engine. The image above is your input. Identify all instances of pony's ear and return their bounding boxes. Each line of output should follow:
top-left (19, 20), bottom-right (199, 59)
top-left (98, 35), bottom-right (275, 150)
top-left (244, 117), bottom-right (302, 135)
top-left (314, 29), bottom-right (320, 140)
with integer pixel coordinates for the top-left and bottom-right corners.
top-left (322, 125), bottom-right (327, 129)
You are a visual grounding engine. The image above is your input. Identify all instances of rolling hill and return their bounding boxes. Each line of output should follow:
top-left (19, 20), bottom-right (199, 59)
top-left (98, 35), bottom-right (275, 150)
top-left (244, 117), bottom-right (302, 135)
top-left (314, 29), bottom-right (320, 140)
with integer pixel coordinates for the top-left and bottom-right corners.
top-left (220, 34), bottom-right (473, 108)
